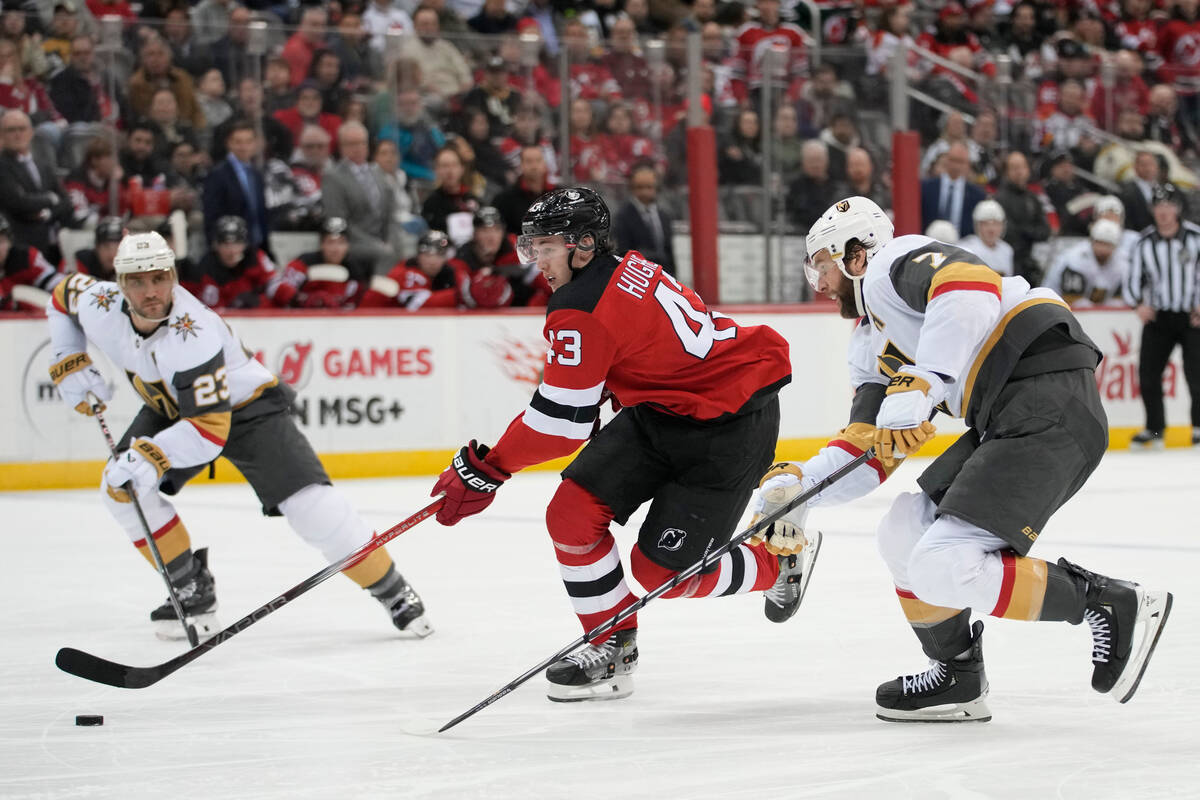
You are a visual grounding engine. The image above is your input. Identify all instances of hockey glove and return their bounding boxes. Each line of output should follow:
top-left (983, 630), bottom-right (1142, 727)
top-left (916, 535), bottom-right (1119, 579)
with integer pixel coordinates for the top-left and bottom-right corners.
top-left (104, 438), bottom-right (171, 500)
top-left (431, 440), bottom-right (511, 526)
top-left (748, 462), bottom-right (811, 556)
top-left (874, 368), bottom-right (941, 467)
top-left (50, 352), bottom-right (111, 415)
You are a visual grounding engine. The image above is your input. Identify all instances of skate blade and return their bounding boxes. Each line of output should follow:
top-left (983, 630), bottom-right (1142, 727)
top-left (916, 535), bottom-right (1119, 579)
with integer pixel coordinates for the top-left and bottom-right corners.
top-left (764, 530), bottom-right (823, 623)
top-left (154, 612), bottom-right (219, 642)
top-left (546, 675), bottom-right (634, 703)
top-left (399, 615), bottom-right (435, 639)
top-left (1114, 589), bottom-right (1173, 704)
top-left (876, 696), bottom-right (992, 723)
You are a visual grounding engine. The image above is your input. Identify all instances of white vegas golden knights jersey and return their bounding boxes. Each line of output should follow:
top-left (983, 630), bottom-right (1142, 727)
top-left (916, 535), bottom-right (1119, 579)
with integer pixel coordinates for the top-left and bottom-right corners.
top-left (47, 273), bottom-right (277, 468)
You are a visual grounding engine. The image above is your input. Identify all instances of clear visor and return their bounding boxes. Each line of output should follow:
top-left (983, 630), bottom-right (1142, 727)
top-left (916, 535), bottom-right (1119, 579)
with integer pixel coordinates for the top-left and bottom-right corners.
top-left (803, 248), bottom-right (839, 292)
top-left (516, 234), bottom-right (571, 265)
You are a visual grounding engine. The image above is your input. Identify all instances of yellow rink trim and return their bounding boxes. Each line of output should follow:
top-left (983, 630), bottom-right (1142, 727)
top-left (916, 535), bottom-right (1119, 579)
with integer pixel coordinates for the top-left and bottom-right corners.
top-left (0, 426), bottom-right (1193, 492)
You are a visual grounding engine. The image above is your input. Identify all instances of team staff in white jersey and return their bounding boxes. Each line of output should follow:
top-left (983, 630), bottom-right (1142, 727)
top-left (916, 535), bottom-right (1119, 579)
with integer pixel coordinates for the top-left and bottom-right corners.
top-left (1042, 218), bottom-right (1130, 308)
top-left (46, 232), bottom-right (432, 639)
top-left (753, 196), bottom-right (1172, 722)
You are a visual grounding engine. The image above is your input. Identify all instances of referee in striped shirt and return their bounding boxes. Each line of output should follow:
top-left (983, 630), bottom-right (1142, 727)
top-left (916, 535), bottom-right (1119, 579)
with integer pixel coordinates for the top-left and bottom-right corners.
top-left (1123, 182), bottom-right (1200, 447)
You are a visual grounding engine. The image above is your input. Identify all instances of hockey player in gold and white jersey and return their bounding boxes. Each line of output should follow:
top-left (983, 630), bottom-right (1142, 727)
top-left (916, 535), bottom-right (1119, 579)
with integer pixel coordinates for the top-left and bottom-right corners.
top-left (47, 232), bottom-right (432, 640)
top-left (751, 196), bottom-right (1172, 722)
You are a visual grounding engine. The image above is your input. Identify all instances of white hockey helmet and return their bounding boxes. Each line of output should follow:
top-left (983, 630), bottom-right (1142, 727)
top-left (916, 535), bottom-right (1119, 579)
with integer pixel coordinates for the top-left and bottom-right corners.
top-left (1094, 194), bottom-right (1125, 222)
top-left (113, 231), bottom-right (176, 283)
top-left (1090, 218), bottom-right (1122, 246)
top-left (925, 219), bottom-right (960, 243)
top-left (973, 199), bottom-right (1006, 224)
top-left (804, 196), bottom-right (893, 316)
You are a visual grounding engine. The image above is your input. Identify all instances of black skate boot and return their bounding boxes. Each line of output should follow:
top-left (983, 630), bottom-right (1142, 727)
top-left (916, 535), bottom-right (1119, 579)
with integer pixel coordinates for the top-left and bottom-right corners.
top-left (150, 548), bottom-right (219, 641)
top-left (876, 620), bottom-right (991, 723)
top-left (1130, 429), bottom-right (1164, 449)
top-left (763, 530), bottom-right (823, 623)
top-left (369, 566), bottom-right (433, 637)
top-left (546, 628), bottom-right (638, 702)
top-left (1058, 558), bottom-right (1173, 703)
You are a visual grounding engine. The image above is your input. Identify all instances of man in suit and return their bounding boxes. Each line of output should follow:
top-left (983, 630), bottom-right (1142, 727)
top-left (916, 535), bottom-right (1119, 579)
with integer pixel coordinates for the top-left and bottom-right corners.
top-left (0, 110), bottom-right (74, 263)
top-left (203, 118), bottom-right (269, 250)
top-left (613, 162), bottom-right (676, 275)
top-left (322, 120), bottom-right (399, 274)
top-left (1118, 149), bottom-right (1161, 233)
top-left (920, 141), bottom-right (985, 239)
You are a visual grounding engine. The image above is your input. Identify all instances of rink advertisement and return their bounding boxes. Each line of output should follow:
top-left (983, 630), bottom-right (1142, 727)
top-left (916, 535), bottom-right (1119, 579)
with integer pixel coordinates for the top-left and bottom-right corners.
top-left (0, 307), bottom-right (1190, 489)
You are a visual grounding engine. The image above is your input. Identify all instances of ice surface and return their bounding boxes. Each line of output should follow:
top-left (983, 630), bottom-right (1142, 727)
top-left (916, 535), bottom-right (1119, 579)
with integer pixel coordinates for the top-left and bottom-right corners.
top-left (1, 451), bottom-right (1197, 799)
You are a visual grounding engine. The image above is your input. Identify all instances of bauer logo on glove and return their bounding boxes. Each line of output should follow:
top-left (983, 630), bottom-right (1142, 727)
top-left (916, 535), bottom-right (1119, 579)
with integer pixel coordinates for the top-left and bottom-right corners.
top-left (872, 367), bottom-right (943, 466)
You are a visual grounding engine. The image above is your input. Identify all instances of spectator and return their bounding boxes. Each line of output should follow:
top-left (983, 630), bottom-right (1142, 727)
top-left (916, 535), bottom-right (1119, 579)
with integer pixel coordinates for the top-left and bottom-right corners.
top-left (916, 1), bottom-right (995, 78)
top-left (209, 6), bottom-right (258, 91)
top-left (0, 37), bottom-right (66, 152)
top-left (329, 11), bottom-right (379, 92)
top-left (1118, 148), bottom-right (1161, 232)
top-left (0, 109), bottom-right (73, 262)
top-left (274, 81), bottom-right (341, 151)
top-left (379, 88), bottom-right (446, 184)
top-left (920, 141), bottom-right (984, 239)
top-left (1090, 49), bottom-right (1149, 132)
top-left (1, 2), bottom-right (48, 80)
top-left (455, 106), bottom-right (510, 189)
top-left (613, 161), bottom-right (675, 275)
top-left (729, 0), bottom-right (807, 108)
top-left (129, 36), bottom-right (205, 131)
top-left (1116, 0), bottom-right (1163, 73)
top-left (360, 228), bottom-right (465, 309)
top-left (624, 0), bottom-right (657, 36)
top-left (1035, 38), bottom-right (1095, 117)
top-left (603, 16), bottom-right (651, 101)
top-left (323, 120), bottom-right (399, 274)
top-left (48, 34), bottom-right (116, 125)
top-left (919, 110), bottom-right (971, 177)
top-left (1033, 79), bottom-right (1092, 153)
top-left (196, 68), bottom-right (233, 133)
top-left (0, 213), bottom-right (61, 311)
top-left (1043, 218), bottom-right (1129, 307)
top-left (420, 143), bottom-right (480, 242)
top-left (191, 0), bottom-right (232, 47)
top-left (445, 134), bottom-right (489, 205)
top-left (203, 119), bottom-right (268, 249)
top-left (262, 57), bottom-right (296, 115)
top-left (959, 199), bottom-right (1015, 276)
top-left (865, 2), bottom-right (918, 85)
top-left (1156, 0), bottom-right (1200, 131)
top-left (456, 205), bottom-right (533, 308)
top-left (567, 96), bottom-right (603, 183)
top-left (844, 146), bottom-right (889, 213)
top-left (74, 215), bottom-right (124, 279)
top-left (282, 6), bottom-right (327, 89)
top-left (718, 107), bottom-right (762, 186)
top-left (163, 5), bottom-right (211, 78)
top-left (362, 0), bottom-right (413, 54)
top-left (120, 120), bottom-right (166, 187)
top-left (969, 108), bottom-right (1000, 183)
top-left (788, 140), bottom-right (846, 232)
top-left (461, 54), bottom-right (521, 140)
top-left (469, 0), bottom-right (517, 35)
top-left (373, 137), bottom-right (424, 245)
top-left (64, 136), bottom-right (127, 225)
top-left (397, 6), bottom-right (472, 104)
top-left (1043, 150), bottom-right (1090, 237)
top-left (993, 150), bottom-right (1052, 284)
top-left (795, 62), bottom-right (855, 137)
top-left (212, 77), bottom-right (293, 162)
top-left (85, 0), bottom-right (134, 23)
top-left (194, 214), bottom-right (281, 308)
top-left (498, 104), bottom-right (560, 184)
top-left (275, 216), bottom-right (366, 309)
top-left (289, 123), bottom-right (331, 218)
top-left (309, 49), bottom-right (346, 117)
top-left (492, 144), bottom-right (552, 235)
top-left (165, 139), bottom-right (202, 205)
top-left (561, 17), bottom-right (620, 103)
top-left (819, 111), bottom-right (860, 182)
top-left (1145, 83), bottom-right (1195, 158)
top-left (42, 1), bottom-right (80, 76)
top-left (773, 103), bottom-right (804, 184)
top-left (147, 87), bottom-right (199, 158)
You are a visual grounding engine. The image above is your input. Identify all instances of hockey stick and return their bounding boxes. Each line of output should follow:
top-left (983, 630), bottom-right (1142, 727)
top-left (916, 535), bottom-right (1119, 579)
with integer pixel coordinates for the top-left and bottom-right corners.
top-left (55, 497), bottom-right (444, 688)
top-left (90, 396), bottom-right (198, 647)
top-left (438, 447), bottom-right (876, 732)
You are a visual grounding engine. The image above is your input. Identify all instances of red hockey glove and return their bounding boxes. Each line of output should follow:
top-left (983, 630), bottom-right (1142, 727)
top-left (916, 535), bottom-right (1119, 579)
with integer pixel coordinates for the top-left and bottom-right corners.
top-left (431, 440), bottom-right (511, 525)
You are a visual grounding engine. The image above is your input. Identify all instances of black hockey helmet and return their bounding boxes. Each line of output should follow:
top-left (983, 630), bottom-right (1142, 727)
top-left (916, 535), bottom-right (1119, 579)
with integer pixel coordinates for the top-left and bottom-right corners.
top-left (418, 229), bottom-right (449, 255)
top-left (517, 187), bottom-right (611, 266)
top-left (322, 216), bottom-right (349, 238)
top-left (474, 205), bottom-right (504, 230)
top-left (214, 215), bottom-right (248, 244)
top-left (1151, 182), bottom-right (1183, 209)
top-left (95, 216), bottom-right (125, 244)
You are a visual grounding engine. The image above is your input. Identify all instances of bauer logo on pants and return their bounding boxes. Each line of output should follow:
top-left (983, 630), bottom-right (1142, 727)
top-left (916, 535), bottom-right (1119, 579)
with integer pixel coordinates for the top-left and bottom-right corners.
top-left (658, 528), bottom-right (687, 551)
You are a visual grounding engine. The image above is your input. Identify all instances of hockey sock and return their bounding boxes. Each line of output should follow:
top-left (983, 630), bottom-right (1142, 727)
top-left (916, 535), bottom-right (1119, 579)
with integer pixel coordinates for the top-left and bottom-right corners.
top-left (895, 589), bottom-right (972, 661)
top-left (278, 483), bottom-right (393, 588)
top-left (547, 480), bottom-right (638, 644)
top-left (133, 515), bottom-right (195, 579)
top-left (989, 554), bottom-right (1063, 621)
top-left (100, 473), bottom-right (195, 575)
top-left (629, 540), bottom-right (778, 599)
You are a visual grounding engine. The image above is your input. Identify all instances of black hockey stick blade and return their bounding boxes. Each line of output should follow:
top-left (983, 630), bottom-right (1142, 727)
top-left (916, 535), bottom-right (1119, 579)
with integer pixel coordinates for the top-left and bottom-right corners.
top-left (54, 497), bottom-right (443, 688)
top-left (438, 449), bottom-right (875, 733)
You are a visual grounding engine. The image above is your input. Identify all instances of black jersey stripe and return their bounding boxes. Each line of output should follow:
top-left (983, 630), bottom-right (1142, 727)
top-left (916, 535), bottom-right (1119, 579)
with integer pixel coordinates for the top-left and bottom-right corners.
top-left (530, 389), bottom-right (600, 423)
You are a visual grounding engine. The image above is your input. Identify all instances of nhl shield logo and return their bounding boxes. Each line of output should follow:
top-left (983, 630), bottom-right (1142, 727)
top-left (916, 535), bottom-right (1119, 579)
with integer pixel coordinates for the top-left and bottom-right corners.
top-left (835, 200), bottom-right (851, 213)
top-left (658, 528), bottom-right (687, 551)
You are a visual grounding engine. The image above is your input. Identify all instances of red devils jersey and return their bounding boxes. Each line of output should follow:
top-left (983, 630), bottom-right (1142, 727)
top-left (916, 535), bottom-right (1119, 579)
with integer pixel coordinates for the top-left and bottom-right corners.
top-left (195, 249), bottom-right (282, 309)
top-left (1, 244), bottom-right (60, 310)
top-left (1158, 16), bottom-right (1200, 86)
top-left (729, 22), bottom-right (809, 100)
top-left (359, 257), bottom-right (468, 309)
top-left (486, 251), bottom-right (792, 475)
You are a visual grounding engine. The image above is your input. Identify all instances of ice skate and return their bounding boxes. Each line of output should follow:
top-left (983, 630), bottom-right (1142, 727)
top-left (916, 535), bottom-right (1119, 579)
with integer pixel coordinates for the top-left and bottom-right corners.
top-left (372, 569), bottom-right (433, 638)
top-left (1130, 429), bottom-right (1164, 450)
top-left (150, 548), bottom-right (220, 641)
top-left (546, 628), bottom-right (638, 702)
top-left (763, 530), bottom-right (823, 623)
top-left (876, 620), bottom-right (991, 723)
top-left (1058, 559), bottom-right (1173, 703)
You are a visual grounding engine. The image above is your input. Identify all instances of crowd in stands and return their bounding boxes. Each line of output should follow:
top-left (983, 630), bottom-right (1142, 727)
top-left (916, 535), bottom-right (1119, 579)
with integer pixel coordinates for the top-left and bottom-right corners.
top-left (0, 0), bottom-right (1198, 313)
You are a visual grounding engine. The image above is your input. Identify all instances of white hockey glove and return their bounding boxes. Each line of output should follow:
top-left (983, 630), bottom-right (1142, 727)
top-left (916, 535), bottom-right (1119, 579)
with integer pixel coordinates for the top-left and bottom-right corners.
top-left (49, 352), bottom-right (111, 415)
top-left (748, 462), bottom-right (812, 556)
top-left (874, 368), bottom-right (942, 467)
top-left (104, 438), bottom-right (171, 500)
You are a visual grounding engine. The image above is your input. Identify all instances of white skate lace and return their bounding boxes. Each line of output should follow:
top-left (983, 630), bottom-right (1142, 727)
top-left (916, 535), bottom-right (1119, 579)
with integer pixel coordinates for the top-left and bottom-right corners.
top-left (1083, 608), bottom-right (1112, 663)
top-left (566, 641), bottom-right (616, 669)
top-left (764, 558), bottom-right (800, 608)
top-left (902, 660), bottom-right (947, 694)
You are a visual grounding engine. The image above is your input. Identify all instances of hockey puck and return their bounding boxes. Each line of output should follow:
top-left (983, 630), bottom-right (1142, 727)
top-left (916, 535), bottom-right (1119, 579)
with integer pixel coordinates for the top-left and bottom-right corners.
top-left (75, 715), bottom-right (104, 726)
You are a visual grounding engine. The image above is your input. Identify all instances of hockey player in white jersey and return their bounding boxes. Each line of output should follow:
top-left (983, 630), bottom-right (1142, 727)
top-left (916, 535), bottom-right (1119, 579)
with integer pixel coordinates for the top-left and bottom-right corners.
top-left (754, 196), bottom-right (1172, 722)
top-left (1042, 218), bottom-right (1130, 308)
top-left (957, 199), bottom-right (1014, 277)
top-left (46, 232), bottom-right (432, 640)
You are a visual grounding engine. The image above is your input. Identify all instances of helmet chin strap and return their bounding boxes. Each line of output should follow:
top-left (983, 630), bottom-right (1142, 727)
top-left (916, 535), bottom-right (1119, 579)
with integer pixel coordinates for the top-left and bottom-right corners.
top-left (851, 276), bottom-right (866, 317)
top-left (567, 234), bottom-right (596, 272)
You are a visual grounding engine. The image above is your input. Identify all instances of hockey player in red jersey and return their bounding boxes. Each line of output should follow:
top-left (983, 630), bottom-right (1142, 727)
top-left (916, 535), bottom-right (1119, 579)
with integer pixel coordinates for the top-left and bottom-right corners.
top-left (275, 217), bottom-right (369, 309)
top-left (430, 188), bottom-right (810, 702)
top-left (765, 195), bottom-right (1173, 722)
